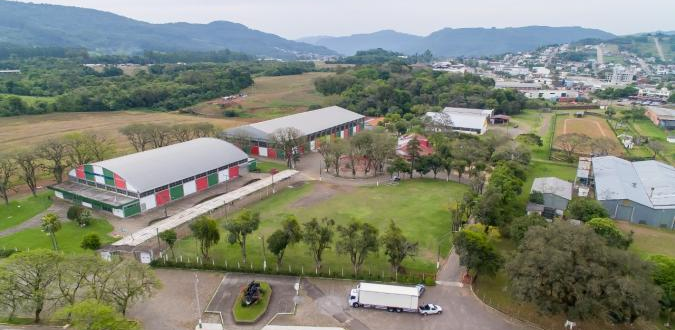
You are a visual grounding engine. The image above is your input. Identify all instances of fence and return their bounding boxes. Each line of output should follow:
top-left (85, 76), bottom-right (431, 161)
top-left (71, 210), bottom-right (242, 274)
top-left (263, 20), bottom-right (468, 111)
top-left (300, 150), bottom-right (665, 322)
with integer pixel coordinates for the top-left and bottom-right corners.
top-left (150, 256), bottom-right (436, 286)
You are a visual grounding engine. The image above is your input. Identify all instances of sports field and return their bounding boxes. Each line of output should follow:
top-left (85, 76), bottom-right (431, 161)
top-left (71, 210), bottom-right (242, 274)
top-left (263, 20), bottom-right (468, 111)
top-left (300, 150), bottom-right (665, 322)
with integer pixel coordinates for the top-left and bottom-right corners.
top-left (553, 114), bottom-right (623, 156)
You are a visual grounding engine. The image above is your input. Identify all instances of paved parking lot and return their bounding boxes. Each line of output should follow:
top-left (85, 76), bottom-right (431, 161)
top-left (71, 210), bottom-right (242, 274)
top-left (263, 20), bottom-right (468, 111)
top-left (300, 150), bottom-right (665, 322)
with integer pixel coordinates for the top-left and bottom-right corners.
top-left (205, 273), bottom-right (299, 329)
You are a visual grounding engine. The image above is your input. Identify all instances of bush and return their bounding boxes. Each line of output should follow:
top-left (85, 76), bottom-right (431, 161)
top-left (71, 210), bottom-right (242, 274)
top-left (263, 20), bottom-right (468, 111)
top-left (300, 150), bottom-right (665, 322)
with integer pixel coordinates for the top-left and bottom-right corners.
top-left (528, 191), bottom-right (544, 204)
top-left (80, 233), bottom-right (102, 250)
top-left (564, 198), bottom-right (609, 222)
top-left (67, 205), bottom-right (84, 221)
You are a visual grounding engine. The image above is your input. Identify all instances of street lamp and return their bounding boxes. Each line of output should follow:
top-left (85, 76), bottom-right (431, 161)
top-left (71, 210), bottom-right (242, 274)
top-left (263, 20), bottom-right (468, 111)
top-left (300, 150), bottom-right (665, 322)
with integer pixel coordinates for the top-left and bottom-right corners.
top-left (258, 235), bottom-right (267, 271)
top-left (436, 231), bottom-right (454, 270)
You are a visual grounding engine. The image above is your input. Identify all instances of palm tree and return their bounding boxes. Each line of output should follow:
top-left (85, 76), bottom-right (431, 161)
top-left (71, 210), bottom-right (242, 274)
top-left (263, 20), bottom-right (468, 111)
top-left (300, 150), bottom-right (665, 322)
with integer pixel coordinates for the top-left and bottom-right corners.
top-left (41, 213), bottom-right (62, 251)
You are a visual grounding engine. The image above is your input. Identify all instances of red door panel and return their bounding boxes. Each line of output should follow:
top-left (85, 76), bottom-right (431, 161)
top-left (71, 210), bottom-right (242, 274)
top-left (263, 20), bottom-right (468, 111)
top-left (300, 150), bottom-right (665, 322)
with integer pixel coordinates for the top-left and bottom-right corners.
top-left (228, 166), bottom-right (239, 179)
top-left (196, 176), bottom-right (208, 191)
top-left (155, 189), bottom-right (170, 207)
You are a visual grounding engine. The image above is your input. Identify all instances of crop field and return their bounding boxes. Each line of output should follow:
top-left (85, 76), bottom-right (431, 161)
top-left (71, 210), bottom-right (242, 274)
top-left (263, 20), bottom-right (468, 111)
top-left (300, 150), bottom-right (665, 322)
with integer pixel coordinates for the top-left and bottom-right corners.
top-left (173, 180), bottom-right (468, 277)
top-left (0, 111), bottom-right (243, 154)
top-left (192, 72), bottom-right (339, 119)
top-left (553, 114), bottom-right (624, 156)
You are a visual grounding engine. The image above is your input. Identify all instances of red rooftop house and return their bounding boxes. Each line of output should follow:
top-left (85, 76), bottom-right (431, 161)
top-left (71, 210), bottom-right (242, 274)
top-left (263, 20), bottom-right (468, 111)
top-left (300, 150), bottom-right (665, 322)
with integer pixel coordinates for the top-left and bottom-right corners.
top-left (396, 134), bottom-right (434, 160)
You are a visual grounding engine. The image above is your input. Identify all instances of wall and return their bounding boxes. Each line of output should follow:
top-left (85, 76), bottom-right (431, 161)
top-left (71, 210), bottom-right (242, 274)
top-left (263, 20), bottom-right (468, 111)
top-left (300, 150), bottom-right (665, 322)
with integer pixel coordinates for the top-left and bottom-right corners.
top-left (543, 193), bottom-right (570, 211)
top-left (600, 199), bottom-right (675, 229)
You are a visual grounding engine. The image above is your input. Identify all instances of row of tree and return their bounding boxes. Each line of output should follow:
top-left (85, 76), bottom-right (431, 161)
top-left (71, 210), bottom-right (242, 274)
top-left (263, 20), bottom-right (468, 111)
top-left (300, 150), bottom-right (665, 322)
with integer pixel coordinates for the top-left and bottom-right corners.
top-left (317, 129), bottom-right (397, 177)
top-left (181, 212), bottom-right (418, 276)
top-left (0, 132), bottom-right (115, 203)
top-left (0, 250), bottom-right (160, 323)
top-left (119, 122), bottom-right (217, 152)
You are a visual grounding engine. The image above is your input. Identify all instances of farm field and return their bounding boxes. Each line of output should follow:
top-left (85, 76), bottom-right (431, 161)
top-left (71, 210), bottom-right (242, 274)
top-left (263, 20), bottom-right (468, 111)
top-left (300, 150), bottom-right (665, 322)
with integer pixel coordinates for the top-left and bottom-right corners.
top-left (191, 72), bottom-right (339, 119)
top-left (0, 218), bottom-right (115, 253)
top-left (0, 192), bottom-right (52, 231)
top-left (0, 111), bottom-right (243, 154)
top-left (173, 180), bottom-right (468, 277)
top-left (553, 113), bottom-right (624, 156)
top-left (617, 221), bottom-right (675, 258)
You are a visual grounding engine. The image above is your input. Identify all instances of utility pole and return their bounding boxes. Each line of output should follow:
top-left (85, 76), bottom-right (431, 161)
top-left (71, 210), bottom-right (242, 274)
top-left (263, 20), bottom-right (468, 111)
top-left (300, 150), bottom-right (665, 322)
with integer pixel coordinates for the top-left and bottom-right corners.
top-left (259, 235), bottom-right (267, 271)
top-left (194, 273), bottom-right (202, 329)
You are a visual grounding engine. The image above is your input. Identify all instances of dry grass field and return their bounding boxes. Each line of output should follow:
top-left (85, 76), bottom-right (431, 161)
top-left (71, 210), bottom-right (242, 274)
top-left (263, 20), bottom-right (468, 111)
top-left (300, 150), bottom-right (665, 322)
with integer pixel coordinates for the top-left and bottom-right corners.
top-left (0, 111), bottom-right (243, 154)
top-left (192, 71), bottom-right (339, 118)
top-left (554, 114), bottom-right (624, 156)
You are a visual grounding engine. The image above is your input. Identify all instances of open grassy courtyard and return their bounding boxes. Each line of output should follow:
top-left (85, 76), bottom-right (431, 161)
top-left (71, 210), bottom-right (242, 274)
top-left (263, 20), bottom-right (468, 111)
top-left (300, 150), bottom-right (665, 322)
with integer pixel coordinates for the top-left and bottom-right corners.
top-left (0, 218), bottom-right (115, 254)
top-left (172, 179), bottom-right (468, 278)
top-left (0, 192), bottom-right (52, 231)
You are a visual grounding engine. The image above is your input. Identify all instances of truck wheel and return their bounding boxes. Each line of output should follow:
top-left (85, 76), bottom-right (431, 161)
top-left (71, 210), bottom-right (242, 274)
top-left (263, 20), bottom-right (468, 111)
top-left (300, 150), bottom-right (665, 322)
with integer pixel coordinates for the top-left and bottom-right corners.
top-left (397, 308), bottom-right (403, 313)
top-left (387, 307), bottom-right (393, 312)
top-left (352, 303), bottom-right (359, 308)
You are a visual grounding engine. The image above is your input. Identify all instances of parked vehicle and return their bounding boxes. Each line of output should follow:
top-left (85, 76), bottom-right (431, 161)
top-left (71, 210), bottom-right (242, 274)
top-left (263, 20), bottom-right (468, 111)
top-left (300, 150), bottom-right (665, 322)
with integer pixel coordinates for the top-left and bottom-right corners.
top-left (419, 303), bottom-right (443, 315)
top-left (348, 282), bottom-right (423, 313)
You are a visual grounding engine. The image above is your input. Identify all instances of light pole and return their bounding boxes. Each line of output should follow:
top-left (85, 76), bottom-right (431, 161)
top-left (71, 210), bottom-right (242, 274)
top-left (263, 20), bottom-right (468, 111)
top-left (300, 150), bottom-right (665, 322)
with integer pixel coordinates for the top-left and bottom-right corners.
top-left (195, 273), bottom-right (202, 329)
top-left (436, 231), bottom-right (454, 270)
top-left (258, 235), bottom-right (267, 271)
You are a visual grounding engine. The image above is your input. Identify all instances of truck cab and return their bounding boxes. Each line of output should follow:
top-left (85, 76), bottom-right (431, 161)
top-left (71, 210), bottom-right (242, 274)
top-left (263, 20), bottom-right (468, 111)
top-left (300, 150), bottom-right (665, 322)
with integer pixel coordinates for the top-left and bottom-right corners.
top-left (348, 288), bottom-right (359, 307)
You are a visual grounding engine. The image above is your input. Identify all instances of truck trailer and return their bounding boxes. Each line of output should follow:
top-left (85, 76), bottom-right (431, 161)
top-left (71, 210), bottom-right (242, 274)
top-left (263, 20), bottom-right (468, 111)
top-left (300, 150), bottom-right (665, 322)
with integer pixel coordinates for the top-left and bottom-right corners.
top-left (348, 282), bottom-right (423, 313)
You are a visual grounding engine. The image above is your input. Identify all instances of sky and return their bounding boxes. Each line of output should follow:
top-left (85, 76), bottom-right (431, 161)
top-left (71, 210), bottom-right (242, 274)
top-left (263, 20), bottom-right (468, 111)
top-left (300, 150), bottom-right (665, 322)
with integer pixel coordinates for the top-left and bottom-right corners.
top-left (13, 0), bottom-right (675, 39)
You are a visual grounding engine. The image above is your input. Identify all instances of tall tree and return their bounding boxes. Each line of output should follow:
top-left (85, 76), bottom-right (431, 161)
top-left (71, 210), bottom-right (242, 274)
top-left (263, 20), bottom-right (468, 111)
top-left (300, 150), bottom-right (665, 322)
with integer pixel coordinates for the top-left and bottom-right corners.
top-left (271, 127), bottom-right (306, 169)
top-left (159, 229), bottom-right (178, 258)
top-left (453, 228), bottom-right (503, 278)
top-left (564, 198), bottom-right (609, 222)
top-left (15, 149), bottom-right (41, 196)
top-left (119, 124), bottom-right (152, 152)
top-left (1, 249), bottom-right (62, 323)
top-left (189, 216), bottom-right (220, 260)
top-left (509, 214), bottom-right (548, 244)
top-left (147, 124), bottom-right (173, 148)
top-left (406, 137), bottom-right (421, 178)
top-left (507, 221), bottom-right (660, 322)
top-left (86, 133), bottom-right (116, 161)
top-left (302, 218), bottom-right (335, 271)
top-left (648, 255), bottom-right (675, 326)
top-left (555, 133), bottom-right (590, 162)
top-left (106, 260), bottom-right (161, 316)
top-left (0, 154), bottom-right (16, 205)
top-left (41, 213), bottom-right (62, 251)
top-left (266, 215), bottom-right (302, 266)
top-left (191, 123), bottom-right (216, 138)
top-left (38, 139), bottom-right (70, 183)
top-left (381, 220), bottom-right (418, 272)
top-left (55, 255), bottom-right (100, 314)
top-left (335, 220), bottom-right (379, 275)
top-left (0, 270), bottom-right (21, 321)
top-left (223, 210), bottom-right (260, 264)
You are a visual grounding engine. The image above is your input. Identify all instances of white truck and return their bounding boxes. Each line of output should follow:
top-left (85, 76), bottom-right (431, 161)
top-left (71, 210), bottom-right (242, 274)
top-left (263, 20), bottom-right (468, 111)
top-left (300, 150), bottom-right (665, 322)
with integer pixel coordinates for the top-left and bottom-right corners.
top-left (348, 282), bottom-right (424, 313)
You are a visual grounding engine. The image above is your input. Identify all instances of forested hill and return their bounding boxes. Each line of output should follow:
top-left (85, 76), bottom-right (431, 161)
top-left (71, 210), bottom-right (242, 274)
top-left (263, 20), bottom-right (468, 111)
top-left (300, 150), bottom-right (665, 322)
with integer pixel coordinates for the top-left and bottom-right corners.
top-left (301, 26), bottom-right (616, 56)
top-left (0, 0), bottom-right (336, 59)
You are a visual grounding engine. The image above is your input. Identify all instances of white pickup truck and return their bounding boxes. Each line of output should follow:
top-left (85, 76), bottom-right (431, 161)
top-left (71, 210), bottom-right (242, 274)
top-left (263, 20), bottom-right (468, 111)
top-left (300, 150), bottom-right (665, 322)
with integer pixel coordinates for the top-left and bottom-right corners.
top-left (348, 282), bottom-right (427, 313)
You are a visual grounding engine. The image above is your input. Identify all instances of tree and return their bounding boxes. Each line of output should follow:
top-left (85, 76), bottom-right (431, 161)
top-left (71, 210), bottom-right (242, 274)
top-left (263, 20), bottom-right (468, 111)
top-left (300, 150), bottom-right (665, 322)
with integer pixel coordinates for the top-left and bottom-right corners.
top-left (15, 149), bottom-right (41, 196)
top-left (266, 215), bottom-right (302, 266)
top-left (555, 133), bottom-right (590, 162)
top-left (119, 124), bottom-right (152, 152)
top-left (648, 255), bottom-right (675, 326)
top-left (55, 255), bottom-right (101, 315)
top-left (453, 228), bottom-right (503, 278)
top-left (381, 220), bottom-right (418, 272)
top-left (41, 213), bottom-right (62, 251)
top-left (507, 221), bottom-right (660, 322)
top-left (586, 218), bottom-right (633, 249)
top-left (271, 127), bottom-right (306, 169)
top-left (38, 139), bottom-right (70, 183)
top-left (302, 218), bottom-right (335, 270)
top-left (528, 191), bottom-right (544, 204)
top-left (0, 270), bottom-right (21, 321)
top-left (189, 216), bottom-right (220, 260)
top-left (191, 122), bottom-right (216, 138)
top-left (335, 220), bottom-right (379, 275)
top-left (53, 299), bottom-right (140, 330)
top-left (85, 133), bottom-right (116, 161)
top-left (1, 249), bottom-right (62, 323)
top-left (509, 214), bottom-right (547, 243)
top-left (413, 155), bottom-right (431, 177)
top-left (589, 137), bottom-right (616, 156)
top-left (81, 233), bottom-right (102, 250)
top-left (159, 229), bottom-right (177, 258)
top-left (322, 138), bottom-right (347, 177)
top-left (387, 156), bottom-right (410, 178)
top-left (106, 260), bottom-right (161, 316)
top-left (223, 210), bottom-right (260, 264)
top-left (426, 154), bottom-right (443, 179)
top-left (406, 137), bottom-right (421, 178)
top-left (0, 155), bottom-right (16, 205)
top-left (67, 205), bottom-right (92, 227)
top-left (564, 198), bottom-right (609, 222)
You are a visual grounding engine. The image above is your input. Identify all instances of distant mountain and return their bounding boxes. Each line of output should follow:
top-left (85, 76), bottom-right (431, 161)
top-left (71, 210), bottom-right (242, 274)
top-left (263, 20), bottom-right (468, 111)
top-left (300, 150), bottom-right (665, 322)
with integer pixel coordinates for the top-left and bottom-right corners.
top-left (0, 0), bottom-right (336, 59)
top-left (303, 26), bottom-right (616, 57)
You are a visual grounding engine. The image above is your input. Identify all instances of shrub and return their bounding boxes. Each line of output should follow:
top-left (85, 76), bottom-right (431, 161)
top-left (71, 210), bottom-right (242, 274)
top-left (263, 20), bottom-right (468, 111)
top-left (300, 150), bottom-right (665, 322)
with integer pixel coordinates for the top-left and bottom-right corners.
top-left (80, 233), bottom-right (102, 250)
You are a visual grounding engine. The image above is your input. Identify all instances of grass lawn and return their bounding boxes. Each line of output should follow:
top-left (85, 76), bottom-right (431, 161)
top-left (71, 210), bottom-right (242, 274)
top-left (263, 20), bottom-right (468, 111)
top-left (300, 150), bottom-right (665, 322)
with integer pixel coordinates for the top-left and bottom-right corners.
top-left (616, 221), bottom-right (675, 258)
top-left (511, 110), bottom-right (555, 161)
top-left (0, 218), bottom-right (114, 253)
top-left (232, 282), bottom-right (272, 323)
top-left (519, 160), bottom-right (577, 203)
top-left (174, 180), bottom-right (468, 278)
top-left (254, 160), bottom-right (289, 174)
top-left (630, 119), bottom-right (675, 164)
top-left (0, 192), bottom-right (53, 231)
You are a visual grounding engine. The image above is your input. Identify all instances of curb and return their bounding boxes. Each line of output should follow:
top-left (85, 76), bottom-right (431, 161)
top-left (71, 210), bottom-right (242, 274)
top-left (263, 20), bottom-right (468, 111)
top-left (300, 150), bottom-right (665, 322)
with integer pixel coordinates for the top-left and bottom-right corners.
top-left (469, 283), bottom-right (546, 330)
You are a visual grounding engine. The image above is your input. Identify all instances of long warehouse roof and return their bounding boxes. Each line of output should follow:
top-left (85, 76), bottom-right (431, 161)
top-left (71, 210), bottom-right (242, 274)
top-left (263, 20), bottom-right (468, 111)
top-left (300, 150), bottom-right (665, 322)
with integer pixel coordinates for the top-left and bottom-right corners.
top-left (92, 138), bottom-right (248, 193)
top-left (224, 106), bottom-right (364, 140)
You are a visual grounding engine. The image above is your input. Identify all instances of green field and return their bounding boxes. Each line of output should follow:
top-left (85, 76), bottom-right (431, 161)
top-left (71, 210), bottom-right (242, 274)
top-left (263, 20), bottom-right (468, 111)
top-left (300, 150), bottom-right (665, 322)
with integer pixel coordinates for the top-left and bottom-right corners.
top-left (617, 222), bottom-right (675, 258)
top-left (519, 160), bottom-right (577, 203)
top-left (630, 119), bottom-right (675, 164)
top-left (0, 192), bottom-right (53, 231)
top-left (173, 180), bottom-right (468, 277)
top-left (232, 281), bottom-right (272, 323)
top-left (254, 160), bottom-right (289, 174)
top-left (0, 218), bottom-right (114, 253)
